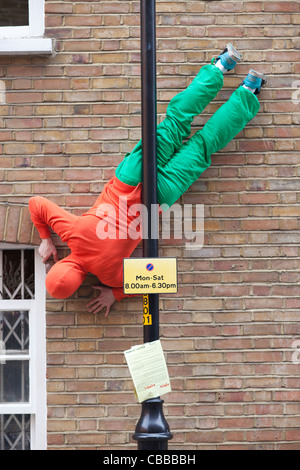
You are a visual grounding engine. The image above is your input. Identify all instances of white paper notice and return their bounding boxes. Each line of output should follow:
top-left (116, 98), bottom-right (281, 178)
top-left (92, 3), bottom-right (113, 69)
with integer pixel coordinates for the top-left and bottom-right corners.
top-left (124, 340), bottom-right (171, 403)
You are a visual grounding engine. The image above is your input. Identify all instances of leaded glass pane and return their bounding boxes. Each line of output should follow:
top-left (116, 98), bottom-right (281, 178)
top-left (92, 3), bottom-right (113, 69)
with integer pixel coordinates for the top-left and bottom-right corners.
top-left (1, 250), bottom-right (35, 300)
top-left (0, 414), bottom-right (30, 450)
top-left (0, 0), bottom-right (29, 27)
top-left (0, 361), bottom-right (29, 403)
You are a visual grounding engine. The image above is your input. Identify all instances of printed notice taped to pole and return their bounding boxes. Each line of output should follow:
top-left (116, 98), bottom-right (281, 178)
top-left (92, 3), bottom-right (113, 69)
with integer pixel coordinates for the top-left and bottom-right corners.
top-left (124, 340), bottom-right (171, 403)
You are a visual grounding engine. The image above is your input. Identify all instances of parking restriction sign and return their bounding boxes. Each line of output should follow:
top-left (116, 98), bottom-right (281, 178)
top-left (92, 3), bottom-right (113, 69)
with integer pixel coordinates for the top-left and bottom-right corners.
top-left (123, 258), bottom-right (178, 294)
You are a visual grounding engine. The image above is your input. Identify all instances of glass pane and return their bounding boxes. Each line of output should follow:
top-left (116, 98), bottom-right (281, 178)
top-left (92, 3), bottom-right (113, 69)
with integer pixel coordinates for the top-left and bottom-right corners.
top-left (0, 311), bottom-right (29, 353)
top-left (1, 250), bottom-right (35, 300)
top-left (0, 0), bottom-right (29, 27)
top-left (2, 250), bottom-right (21, 299)
top-left (0, 361), bottom-right (29, 403)
top-left (0, 415), bottom-right (30, 450)
top-left (24, 250), bottom-right (35, 299)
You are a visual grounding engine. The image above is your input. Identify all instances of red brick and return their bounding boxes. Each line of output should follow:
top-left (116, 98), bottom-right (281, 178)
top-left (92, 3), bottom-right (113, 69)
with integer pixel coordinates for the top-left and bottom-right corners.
top-left (207, 26), bottom-right (244, 37)
top-left (17, 207), bottom-right (34, 244)
top-left (0, 205), bottom-right (7, 240)
top-left (246, 430), bottom-right (283, 442)
top-left (5, 205), bottom-right (21, 243)
top-left (264, 2), bottom-right (299, 12)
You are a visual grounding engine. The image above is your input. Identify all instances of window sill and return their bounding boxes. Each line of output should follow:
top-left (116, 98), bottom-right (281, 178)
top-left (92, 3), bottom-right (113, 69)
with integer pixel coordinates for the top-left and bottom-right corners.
top-left (0, 37), bottom-right (53, 55)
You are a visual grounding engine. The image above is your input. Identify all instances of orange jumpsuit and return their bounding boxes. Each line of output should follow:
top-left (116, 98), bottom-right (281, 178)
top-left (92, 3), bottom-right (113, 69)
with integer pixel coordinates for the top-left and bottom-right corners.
top-left (29, 177), bottom-right (143, 300)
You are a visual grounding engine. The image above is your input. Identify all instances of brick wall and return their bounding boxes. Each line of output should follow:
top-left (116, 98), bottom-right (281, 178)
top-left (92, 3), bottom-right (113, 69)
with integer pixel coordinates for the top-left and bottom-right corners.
top-left (0, 0), bottom-right (300, 450)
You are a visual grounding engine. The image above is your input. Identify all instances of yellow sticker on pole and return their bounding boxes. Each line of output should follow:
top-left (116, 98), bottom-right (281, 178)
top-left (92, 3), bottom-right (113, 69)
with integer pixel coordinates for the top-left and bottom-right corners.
top-left (123, 257), bottom-right (178, 294)
top-left (143, 295), bottom-right (152, 326)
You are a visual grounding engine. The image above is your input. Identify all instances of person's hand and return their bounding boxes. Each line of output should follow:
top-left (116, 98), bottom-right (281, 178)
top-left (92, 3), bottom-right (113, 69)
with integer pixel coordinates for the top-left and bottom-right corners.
top-left (87, 285), bottom-right (116, 317)
top-left (38, 238), bottom-right (58, 264)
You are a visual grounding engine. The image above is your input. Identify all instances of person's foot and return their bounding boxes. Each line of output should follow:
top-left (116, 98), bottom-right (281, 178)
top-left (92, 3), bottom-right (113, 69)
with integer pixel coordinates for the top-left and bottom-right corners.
top-left (214, 43), bottom-right (242, 73)
top-left (241, 69), bottom-right (267, 95)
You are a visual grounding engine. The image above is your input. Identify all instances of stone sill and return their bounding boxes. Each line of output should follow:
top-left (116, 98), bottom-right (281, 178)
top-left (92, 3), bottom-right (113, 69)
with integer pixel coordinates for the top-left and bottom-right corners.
top-left (0, 38), bottom-right (53, 55)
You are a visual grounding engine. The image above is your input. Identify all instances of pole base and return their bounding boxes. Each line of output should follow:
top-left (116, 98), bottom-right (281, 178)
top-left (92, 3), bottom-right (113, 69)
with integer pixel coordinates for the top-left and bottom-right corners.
top-left (133, 398), bottom-right (173, 450)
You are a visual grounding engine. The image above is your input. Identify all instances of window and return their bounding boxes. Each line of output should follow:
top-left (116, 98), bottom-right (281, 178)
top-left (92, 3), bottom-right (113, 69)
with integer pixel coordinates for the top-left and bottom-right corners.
top-left (0, 247), bottom-right (46, 450)
top-left (0, 0), bottom-right (53, 55)
top-left (0, 0), bottom-right (29, 27)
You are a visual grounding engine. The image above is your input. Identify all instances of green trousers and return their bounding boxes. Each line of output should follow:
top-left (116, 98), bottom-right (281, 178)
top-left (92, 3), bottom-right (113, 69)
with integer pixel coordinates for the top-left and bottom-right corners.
top-left (115, 64), bottom-right (260, 207)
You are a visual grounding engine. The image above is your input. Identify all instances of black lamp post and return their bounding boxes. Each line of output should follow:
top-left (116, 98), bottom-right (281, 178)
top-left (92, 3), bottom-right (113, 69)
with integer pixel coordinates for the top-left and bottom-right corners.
top-left (132, 0), bottom-right (173, 451)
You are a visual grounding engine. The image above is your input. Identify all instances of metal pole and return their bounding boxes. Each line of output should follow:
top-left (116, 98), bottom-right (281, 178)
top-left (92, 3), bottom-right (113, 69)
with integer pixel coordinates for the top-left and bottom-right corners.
top-left (133, 0), bottom-right (172, 450)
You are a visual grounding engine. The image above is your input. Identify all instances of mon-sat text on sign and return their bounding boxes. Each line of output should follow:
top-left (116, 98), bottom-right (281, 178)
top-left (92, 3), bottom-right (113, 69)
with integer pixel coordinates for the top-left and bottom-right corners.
top-left (123, 258), bottom-right (178, 294)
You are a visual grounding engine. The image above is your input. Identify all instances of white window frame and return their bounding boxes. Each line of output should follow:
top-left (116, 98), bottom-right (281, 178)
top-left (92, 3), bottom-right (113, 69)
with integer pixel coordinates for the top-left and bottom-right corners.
top-left (0, 245), bottom-right (47, 450)
top-left (0, 0), bottom-right (53, 55)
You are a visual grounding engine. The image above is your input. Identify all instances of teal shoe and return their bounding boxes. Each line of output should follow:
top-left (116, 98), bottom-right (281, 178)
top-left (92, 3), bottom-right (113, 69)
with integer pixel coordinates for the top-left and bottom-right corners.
top-left (215, 43), bottom-right (242, 71)
top-left (242, 69), bottom-right (267, 95)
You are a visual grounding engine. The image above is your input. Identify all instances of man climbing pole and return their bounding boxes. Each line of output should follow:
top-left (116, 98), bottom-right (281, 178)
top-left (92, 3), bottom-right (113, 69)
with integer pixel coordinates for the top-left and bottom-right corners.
top-left (29, 44), bottom-right (267, 316)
